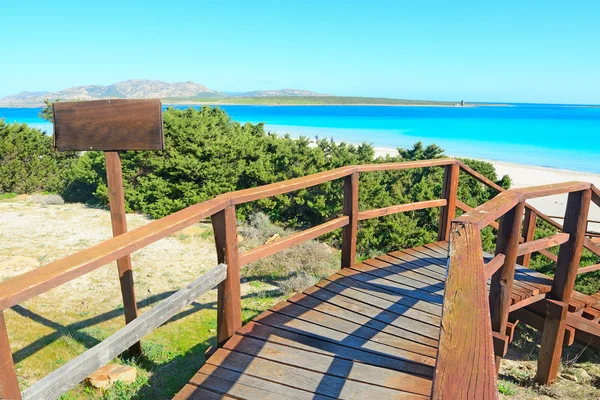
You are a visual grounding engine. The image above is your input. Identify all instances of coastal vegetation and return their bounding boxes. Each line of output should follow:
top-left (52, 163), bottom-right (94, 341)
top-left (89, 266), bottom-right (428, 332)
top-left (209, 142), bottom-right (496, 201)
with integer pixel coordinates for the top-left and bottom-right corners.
top-left (162, 95), bottom-right (461, 106)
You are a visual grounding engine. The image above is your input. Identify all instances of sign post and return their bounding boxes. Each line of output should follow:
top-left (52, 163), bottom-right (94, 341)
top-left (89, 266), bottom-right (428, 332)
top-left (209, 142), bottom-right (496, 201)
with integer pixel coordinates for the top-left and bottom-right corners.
top-left (54, 99), bottom-right (164, 356)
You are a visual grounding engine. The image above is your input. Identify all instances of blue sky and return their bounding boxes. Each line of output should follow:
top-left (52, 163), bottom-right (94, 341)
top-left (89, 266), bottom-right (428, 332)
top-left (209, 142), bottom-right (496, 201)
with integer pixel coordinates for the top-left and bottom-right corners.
top-left (1, 1), bottom-right (599, 104)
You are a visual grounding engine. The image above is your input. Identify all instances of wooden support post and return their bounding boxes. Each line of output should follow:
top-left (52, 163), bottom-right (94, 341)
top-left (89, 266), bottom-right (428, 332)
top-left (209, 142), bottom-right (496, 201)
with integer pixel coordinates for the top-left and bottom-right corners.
top-left (537, 189), bottom-right (591, 384)
top-left (517, 208), bottom-right (536, 267)
top-left (104, 151), bottom-right (141, 356)
top-left (341, 172), bottom-right (359, 268)
top-left (489, 201), bottom-right (525, 373)
top-left (212, 206), bottom-right (242, 346)
top-left (0, 312), bottom-right (21, 400)
top-left (536, 300), bottom-right (569, 384)
top-left (438, 163), bottom-right (459, 241)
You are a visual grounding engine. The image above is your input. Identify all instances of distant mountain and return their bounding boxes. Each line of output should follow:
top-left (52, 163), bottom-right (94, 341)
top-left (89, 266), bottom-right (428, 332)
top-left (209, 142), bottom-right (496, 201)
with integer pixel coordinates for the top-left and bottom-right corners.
top-left (0, 79), bottom-right (221, 106)
top-left (239, 89), bottom-right (327, 97)
top-left (0, 81), bottom-right (328, 106)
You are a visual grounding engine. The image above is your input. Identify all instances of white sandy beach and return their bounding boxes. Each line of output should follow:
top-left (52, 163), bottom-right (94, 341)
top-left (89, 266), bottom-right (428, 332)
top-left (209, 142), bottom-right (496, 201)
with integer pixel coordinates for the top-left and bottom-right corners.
top-left (373, 147), bottom-right (600, 233)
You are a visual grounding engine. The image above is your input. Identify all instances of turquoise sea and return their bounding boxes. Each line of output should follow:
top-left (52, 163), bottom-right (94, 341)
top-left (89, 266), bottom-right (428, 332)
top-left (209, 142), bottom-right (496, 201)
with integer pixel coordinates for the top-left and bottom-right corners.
top-left (1, 104), bottom-right (599, 173)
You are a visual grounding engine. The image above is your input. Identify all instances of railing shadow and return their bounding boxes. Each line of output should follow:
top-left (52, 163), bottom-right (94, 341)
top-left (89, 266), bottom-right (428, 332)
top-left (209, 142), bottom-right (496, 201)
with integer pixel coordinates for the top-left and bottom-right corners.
top-left (180, 244), bottom-right (448, 398)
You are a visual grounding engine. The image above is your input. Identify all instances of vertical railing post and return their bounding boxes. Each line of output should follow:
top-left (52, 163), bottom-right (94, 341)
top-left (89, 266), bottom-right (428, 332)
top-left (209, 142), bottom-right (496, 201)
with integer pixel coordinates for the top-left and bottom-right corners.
top-left (438, 162), bottom-right (459, 242)
top-left (536, 189), bottom-right (591, 384)
top-left (104, 151), bottom-right (141, 356)
top-left (341, 172), bottom-right (359, 268)
top-left (0, 311), bottom-right (21, 400)
top-left (212, 205), bottom-right (242, 347)
top-left (517, 207), bottom-right (537, 267)
top-left (489, 201), bottom-right (525, 373)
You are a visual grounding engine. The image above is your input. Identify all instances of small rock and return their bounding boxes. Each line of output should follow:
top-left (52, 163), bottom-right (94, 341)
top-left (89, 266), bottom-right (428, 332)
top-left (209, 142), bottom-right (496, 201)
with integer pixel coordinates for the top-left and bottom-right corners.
top-left (525, 363), bottom-right (534, 370)
top-left (88, 364), bottom-right (136, 389)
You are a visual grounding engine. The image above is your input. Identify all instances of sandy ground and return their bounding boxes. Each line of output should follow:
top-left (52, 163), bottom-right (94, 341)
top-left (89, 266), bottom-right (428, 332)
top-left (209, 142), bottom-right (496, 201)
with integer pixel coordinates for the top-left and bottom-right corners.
top-left (374, 147), bottom-right (600, 233)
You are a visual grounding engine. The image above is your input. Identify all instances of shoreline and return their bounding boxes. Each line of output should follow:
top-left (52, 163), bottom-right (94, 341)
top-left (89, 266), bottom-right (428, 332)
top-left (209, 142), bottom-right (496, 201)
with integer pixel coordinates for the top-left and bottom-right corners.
top-left (374, 146), bottom-right (600, 231)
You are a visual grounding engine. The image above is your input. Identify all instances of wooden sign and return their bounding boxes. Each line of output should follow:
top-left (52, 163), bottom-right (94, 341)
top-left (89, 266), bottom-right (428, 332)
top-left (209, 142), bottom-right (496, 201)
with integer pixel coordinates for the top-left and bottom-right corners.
top-left (53, 99), bottom-right (164, 151)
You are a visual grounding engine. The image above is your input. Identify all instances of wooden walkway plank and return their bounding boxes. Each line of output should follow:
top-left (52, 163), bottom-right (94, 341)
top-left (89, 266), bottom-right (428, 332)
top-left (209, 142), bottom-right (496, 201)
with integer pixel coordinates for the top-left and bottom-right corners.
top-left (222, 334), bottom-right (432, 396)
top-left (268, 300), bottom-right (438, 358)
top-left (205, 348), bottom-right (425, 399)
top-left (327, 272), bottom-right (442, 316)
top-left (285, 293), bottom-right (439, 350)
top-left (300, 286), bottom-right (441, 340)
top-left (312, 279), bottom-right (441, 326)
top-left (334, 267), bottom-right (444, 307)
top-left (373, 255), bottom-right (447, 288)
top-left (237, 321), bottom-right (434, 376)
top-left (348, 263), bottom-right (445, 298)
top-left (252, 309), bottom-right (437, 371)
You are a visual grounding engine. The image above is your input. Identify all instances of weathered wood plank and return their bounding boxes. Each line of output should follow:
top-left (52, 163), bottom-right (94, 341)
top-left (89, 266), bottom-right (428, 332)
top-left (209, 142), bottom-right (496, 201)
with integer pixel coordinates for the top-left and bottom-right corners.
top-left (252, 309), bottom-right (435, 375)
top-left (212, 207), bottom-right (242, 346)
top-left (104, 151), bottom-right (141, 356)
top-left (438, 163), bottom-right (459, 241)
top-left (205, 348), bottom-right (424, 399)
top-left (282, 293), bottom-right (439, 353)
top-left (239, 216), bottom-right (348, 266)
top-left (358, 199), bottom-right (447, 221)
top-left (332, 268), bottom-right (443, 314)
top-left (237, 321), bottom-right (432, 375)
top-left (341, 172), bottom-right (359, 267)
top-left (301, 285), bottom-right (441, 340)
top-left (222, 334), bottom-right (432, 396)
top-left (175, 383), bottom-right (237, 399)
top-left (312, 279), bottom-right (441, 326)
top-left (22, 264), bottom-right (227, 400)
top-left (432, 223), bottom-right (498, 399)
top-left (53, 99), bottom-right (164, 151)
top-left (327, 272), bottom-right (443, 316)
top-left (190, 368), bottom-right (308, 400)
top-left (516, 233), bottom-right (570, 257)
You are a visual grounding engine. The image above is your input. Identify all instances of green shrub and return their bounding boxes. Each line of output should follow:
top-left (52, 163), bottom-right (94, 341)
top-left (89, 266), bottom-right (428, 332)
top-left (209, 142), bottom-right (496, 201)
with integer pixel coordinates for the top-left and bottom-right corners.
top-left (0, 120), bottom-right (78, 194)
top-left (60, 106), bottom-right (510, 257)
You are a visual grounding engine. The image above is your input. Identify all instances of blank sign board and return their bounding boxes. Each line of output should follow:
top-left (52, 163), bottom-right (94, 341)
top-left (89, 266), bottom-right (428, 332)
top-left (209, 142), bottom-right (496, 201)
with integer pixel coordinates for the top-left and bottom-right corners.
top-left (53, 99), bottom-right (164, 151)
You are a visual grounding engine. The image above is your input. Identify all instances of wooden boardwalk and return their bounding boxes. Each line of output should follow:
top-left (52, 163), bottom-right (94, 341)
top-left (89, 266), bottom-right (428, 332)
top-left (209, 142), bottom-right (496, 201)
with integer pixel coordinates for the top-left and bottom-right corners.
top-left (175, 241), bottom-right (600, 399)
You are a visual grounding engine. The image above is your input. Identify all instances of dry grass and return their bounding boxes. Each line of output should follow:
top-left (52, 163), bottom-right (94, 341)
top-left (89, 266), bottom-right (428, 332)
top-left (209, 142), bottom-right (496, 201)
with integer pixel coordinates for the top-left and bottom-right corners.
top-left (0, 196), bottom-right (285, 398)
top-left (238, 212), bottom-right (340, 294)
top-left (499, 323), bottom-right (600, 399)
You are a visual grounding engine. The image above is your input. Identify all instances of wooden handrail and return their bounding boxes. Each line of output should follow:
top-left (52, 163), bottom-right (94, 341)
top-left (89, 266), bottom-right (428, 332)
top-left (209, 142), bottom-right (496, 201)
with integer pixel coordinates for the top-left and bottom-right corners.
top-left (432, 222), bottom-right (498, 399)
top-left (0, 197), bottom-right (226, 310)
top-left (0, 158), bottom-right (457, 311)
top-left (357, 199), bottom-right (447, 221)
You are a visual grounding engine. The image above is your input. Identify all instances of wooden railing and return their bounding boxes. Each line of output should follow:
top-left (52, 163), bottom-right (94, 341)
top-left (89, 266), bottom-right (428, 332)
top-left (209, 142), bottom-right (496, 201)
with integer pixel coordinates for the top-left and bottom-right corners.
top-left (434, 179), bottom-right (599, 398)
top-left (0, 158), bottom-right (458, 399)
top-left (2, 156), bottom-right (598, 399)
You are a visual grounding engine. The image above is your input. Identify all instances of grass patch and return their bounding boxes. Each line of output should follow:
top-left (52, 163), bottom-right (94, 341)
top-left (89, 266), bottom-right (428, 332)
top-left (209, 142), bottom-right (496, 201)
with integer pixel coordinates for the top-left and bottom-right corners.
top-left (498, 380), bottom-right (517, 396)
top-left (0, 192), bottom-right (17, 200)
